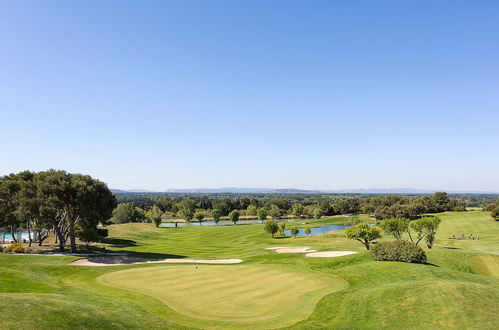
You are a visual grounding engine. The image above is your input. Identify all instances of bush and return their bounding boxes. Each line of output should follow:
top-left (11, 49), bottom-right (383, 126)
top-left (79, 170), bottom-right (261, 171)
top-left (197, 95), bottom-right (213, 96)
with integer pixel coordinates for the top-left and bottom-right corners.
top-left (5, 242), bottom-right (25, 253)
top-left (76, 227), bottom-right (99, 246)
top-left (96, 228), bottom-right (109, 238)
top-left (371, 240), bottom-right (426, 263)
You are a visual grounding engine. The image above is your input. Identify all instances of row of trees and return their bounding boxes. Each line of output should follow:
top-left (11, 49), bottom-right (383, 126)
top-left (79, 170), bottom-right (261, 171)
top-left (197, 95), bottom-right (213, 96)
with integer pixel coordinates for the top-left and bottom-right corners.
top-left (263, 220), bottom-right (304, 238)
top-left (109, 192), bottom-right (465, 225)
top-left (115, 191), bottom-right (474, 214)
top-left (0, 170), bottom-right (116, 252)
top-left (345, 216), bottom-right (441, 250)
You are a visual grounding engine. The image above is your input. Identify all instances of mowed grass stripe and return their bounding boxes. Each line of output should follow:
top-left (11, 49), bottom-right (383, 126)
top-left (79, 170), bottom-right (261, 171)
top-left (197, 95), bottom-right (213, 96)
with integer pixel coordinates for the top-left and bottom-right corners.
top-left (469, 255), bottom-right (499, 278)
top-left (98, 264), bottom-right (347, 327)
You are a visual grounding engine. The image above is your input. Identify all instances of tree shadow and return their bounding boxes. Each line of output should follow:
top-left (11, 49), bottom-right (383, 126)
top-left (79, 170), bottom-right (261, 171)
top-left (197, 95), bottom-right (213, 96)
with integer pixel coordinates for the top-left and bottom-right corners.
top-left (100, 238), bottom-right (138, 248)
top-left (121, 251), bottom-right (186, 259)
top-left (442, 246), bottom-right (461, 250)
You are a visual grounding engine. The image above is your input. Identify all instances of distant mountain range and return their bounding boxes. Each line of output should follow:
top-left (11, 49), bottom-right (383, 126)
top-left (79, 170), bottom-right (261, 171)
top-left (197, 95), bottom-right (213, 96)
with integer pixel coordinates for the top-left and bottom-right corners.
top-left (110, 187), bottom-right (499, 194)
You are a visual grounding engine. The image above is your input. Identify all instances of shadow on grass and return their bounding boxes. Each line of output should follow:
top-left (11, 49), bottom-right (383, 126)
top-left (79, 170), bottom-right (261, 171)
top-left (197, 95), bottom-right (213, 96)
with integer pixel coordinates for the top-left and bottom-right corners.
top-left (442, 246), bottom-right (461, 250)
top-left (100, 238), bottom-right (138, 248)
top-left (123, 251), bottom-right (186, 259)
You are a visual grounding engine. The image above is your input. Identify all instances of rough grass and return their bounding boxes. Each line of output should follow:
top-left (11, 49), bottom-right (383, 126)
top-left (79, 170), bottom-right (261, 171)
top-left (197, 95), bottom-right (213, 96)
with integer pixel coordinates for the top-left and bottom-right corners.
top-left (0, 212), bottom-right (497, 329)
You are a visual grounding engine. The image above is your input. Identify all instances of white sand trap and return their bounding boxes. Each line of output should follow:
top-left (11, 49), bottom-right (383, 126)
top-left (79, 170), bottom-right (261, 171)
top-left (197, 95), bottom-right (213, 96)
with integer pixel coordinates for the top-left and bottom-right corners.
top-left (266, 247), bottom-right (317, 253)
top-left (70, 256), bottom-right (242, 266)
top-left (305, 251), bottom-right (357, 258)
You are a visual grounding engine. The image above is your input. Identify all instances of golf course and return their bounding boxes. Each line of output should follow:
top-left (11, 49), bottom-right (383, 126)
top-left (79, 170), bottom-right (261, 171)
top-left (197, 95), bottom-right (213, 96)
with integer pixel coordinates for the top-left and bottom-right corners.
top-left (0, 211), bottom-right (497, 329)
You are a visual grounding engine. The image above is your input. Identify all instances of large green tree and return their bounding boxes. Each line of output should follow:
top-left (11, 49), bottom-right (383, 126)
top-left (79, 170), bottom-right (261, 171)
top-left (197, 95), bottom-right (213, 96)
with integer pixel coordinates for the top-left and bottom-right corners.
top-left (211, 209), bottom-right (222, 224)
top-left (292, 203), bottom-right (304, 218)
top-left (410, 217), bottom-right (441, 248)
top-left (178, 199), bottom-right (195, 221)
top-left (264, 220), bottom-right (279, 238)
top-left (345, 223), bottom-right (382, 250)
top-left (228, 210), bottom-right (240, 224)
top-left (380, 218), bottom-right (410, 240)
top-left (257, 208), bottom-right (268, 223)
top-left (146, 205), bottom-right (163, 227)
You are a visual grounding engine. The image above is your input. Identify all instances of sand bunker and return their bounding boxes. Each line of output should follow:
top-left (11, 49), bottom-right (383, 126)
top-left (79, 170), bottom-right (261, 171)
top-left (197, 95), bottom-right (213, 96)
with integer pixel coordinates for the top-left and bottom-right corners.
top-left (305, 251), bottom-right (357, 258)
top-left (70, 256), bottom-right (243, 266)
top-left (265, 247), bottom-right (317, 253)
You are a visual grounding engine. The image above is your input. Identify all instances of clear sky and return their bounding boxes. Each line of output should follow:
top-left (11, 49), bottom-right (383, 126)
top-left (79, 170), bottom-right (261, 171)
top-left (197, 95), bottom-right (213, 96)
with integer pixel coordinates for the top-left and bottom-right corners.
top-left (1, 1), bottom-right (498, 191)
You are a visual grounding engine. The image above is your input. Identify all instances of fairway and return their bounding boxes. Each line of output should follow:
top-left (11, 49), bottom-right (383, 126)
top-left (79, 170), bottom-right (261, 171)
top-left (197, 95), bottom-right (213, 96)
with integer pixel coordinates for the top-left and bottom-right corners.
top-left (98, 264), bottom-right (348, 328)
top-left (469, 255), bottom-right (499, 278)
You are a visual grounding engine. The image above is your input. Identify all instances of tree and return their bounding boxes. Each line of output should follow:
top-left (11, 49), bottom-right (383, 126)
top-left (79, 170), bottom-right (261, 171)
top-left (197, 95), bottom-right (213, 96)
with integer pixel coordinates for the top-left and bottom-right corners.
top-left (380, 218), bottom-right (410, 240)
top-left (292, 203), bottom-right (304, 218)
top-left (111, 203), bottom-right (140, 224)
top-left (410, 217), bottom-right (441, 248)
top-left (350, 215), bottom-right (363, 225)
top-left (278, 222), bottom-right (286, 236)
top-left (313, 207), bottom-right (323, 219)
top-left (361, 204), bottom-right (375, 216)
top-left (257, 208), bottom-right (268, 223)
top-left (432, 192), bottom-right (451, 212)
top-left (345, 223), bottom-right (382, 250)
top-left (76, 227), bottom-right (99, 247)
top-left (194, 211), bottom-right (205, 225)
top-left (33, 170), bottom-right (116, 252)
top-left (492, 207), bottom-right (499, 221)
top-left (304, 227), bottom-right (311, 236)
top-left (146, 205), bottom-right (163, 227)
top-left (211, 209), bottom-right (222, 224)
top-left (264, 220), bottom-right (279, 238)
top-left (228, 210), bottom-right (240, 224)
top-left (178, 199), bottom-right (195, 221)
top-left (290, 227), bottom-right (299, 238)
top-left (269, 205), bottom-right (281, 219)
top-left (247, 205), bottom-right (258, 216)
top-left (0, 171), bottom-right (34, 244)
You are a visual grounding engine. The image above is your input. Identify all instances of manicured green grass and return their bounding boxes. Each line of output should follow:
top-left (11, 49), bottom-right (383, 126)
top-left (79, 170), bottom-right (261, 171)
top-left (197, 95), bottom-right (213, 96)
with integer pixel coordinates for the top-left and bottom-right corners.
top-left (0, 211), bottom-right (497, 329)
top-left (98, 264), bottom-right (347, 329)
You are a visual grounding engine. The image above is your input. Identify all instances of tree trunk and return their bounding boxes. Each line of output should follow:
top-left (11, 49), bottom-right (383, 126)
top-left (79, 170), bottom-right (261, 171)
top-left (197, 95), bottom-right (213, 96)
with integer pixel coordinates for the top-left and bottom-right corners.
top-left (27, 221), bottom-right (33, 247)
top-left (54, 226), bottom-right (65, 251)
top-left (407, 229), bottom-right (414, 243)
top-left (37, 230), bottom-right (48, 246)
top-left (10, 227), bottom-right (17, 243)
top-left (69, 219), bottom-right (77, 253)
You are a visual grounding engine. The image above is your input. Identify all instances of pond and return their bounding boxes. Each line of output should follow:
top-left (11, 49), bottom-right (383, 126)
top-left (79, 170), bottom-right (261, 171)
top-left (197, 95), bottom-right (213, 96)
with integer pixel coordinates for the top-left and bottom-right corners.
top-left (0, 232), bottom-right (34, 242)
top-left (284, 224), bottom-right (350, 237)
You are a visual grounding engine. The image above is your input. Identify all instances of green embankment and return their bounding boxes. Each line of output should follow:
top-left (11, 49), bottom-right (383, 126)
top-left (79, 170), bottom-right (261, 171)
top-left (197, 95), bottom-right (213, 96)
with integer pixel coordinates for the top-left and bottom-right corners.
top-left (0, 211), bottom-right (497, 329)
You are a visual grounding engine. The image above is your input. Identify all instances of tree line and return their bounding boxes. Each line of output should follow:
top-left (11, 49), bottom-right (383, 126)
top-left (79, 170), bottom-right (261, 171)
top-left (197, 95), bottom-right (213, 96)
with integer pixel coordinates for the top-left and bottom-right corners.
top-left (110, 192), bottom-right (467, 225)
top-left (0, 170), bottom-right (116, 252)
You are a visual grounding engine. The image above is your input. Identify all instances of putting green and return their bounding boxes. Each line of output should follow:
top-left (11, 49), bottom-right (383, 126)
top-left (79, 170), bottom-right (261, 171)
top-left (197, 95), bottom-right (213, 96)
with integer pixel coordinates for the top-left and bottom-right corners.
top-left (98, 264), bottom-right (347, 328)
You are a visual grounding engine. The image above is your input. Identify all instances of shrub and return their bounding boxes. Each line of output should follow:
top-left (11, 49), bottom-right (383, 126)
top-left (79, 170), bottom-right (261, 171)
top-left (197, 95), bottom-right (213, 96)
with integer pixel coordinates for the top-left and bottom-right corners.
top-left (371, 240), bottom-right (426, 263)
top-left (96, 228), bottom-right (109, 238)
top-left (5, 242), bottom-right (25, 253)
top-left (76, 227), bottom-right (99, 246)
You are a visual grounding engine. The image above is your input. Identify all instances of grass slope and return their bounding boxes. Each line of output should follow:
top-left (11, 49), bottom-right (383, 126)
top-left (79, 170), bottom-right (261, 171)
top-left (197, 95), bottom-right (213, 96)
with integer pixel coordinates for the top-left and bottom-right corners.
top-left (0, 212), bottom-right (497, 329)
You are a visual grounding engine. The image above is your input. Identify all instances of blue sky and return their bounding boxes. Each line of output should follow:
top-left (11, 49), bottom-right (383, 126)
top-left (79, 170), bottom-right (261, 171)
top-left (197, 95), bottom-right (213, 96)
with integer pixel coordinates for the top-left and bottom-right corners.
top-left (1, 1), bottom-right (498, 191)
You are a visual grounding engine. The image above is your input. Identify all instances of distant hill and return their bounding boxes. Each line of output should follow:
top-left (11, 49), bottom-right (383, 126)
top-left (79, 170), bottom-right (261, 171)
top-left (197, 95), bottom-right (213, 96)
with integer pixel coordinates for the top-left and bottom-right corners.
top-left (111, 187), bottom-right (498, 194)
